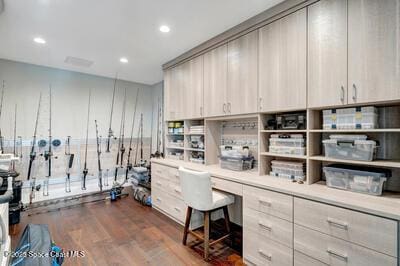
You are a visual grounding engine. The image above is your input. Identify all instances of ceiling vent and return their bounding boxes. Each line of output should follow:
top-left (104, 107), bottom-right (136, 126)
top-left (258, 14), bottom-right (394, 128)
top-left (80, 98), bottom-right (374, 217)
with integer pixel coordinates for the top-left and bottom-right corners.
top-left (64, 56), bottom-right (93, 68)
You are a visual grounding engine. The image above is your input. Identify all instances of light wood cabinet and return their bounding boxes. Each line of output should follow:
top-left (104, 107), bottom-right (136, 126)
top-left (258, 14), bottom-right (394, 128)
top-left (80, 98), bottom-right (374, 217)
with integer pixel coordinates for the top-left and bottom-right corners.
top-left (348, 0), bottom-right (400, 104)
top-left (227, 31), bottom-right (258, 115)
top-left (164, 56), bottom-right (203, 120)
top-left (203, 44), bottom-right (228, 117)
top-left (308, 0), bottom-right (400, 108)
top-left (182, 56), bottom-right (204, 119)
top-left (308, 0), bottom-right (348, 108)
top-left (164, 66), bottom-right (183, 120)
top-left (259, 9), bottom-right (307, 112)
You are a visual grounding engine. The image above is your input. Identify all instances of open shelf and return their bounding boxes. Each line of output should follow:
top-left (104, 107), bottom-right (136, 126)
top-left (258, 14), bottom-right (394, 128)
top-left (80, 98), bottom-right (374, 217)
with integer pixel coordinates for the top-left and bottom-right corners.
top-left (260, 152), bottom-right (307, 160)
top-left (184, 133), bottom-right (204, 135)
top-left (166, 146), bottom-right (184, 150)
top-left (309, 155), bottom-right (400, 168)
top-left (185, 148), bottom-right (204, 152)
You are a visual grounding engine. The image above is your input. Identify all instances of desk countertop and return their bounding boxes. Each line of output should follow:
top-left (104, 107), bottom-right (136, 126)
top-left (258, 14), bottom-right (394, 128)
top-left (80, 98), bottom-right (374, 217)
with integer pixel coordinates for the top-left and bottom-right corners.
top-left (151, 158), bottom-right (400, 221)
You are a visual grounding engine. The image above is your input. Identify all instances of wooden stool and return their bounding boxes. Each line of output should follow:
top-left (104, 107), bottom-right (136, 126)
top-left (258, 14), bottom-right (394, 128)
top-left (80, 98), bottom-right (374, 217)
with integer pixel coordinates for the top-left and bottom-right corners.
top-left (178, 167), bottom-right (234, 260)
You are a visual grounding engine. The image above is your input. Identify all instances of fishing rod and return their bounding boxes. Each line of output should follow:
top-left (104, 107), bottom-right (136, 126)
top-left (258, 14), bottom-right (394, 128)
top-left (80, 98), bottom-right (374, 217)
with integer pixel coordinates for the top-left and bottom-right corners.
top-left (12, 104), bottom-right (17, 171)
top-left (149, 95), bottom-right (154, 158)
top-left (140, 113), bottom-right (144, 163)
top-left (43, 85), bottom-right (52, 197)
top-left (106, 74), bottom-right (118, 153)
top-left (82, 89), bottom-right (91, 190)
top-left (27, 93), bottom-right (42, 180)
top-left (0, 81), bottom-right (4, 154)
top-left (114, 88), bottom-right (127, 181)
top-left (95, 120), bottom-right (103, 192)
top-left (125, 88), bottom-right (140, 180)
top-left (134, 115), bottom-right (140, 167)
top-left (65, 136), bottom-right (74, 193)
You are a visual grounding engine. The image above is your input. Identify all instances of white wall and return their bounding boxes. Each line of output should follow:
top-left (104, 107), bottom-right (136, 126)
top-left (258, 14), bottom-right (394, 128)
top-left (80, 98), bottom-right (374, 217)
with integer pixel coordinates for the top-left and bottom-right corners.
top-left (0, 59), bottom-right (157, 141)
top-left (0, 59), bottom-right (164, 181)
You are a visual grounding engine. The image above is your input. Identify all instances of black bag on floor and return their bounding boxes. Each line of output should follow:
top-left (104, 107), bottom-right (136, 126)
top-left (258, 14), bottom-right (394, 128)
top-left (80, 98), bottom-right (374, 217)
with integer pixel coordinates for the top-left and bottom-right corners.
top-left (11, 224), bottom-right (63, 266)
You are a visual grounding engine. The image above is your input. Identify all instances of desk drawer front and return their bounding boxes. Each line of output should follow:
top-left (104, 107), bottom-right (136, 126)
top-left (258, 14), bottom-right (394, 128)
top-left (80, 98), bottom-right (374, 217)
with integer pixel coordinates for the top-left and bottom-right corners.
top-left (244, 207), bottom-right (293, 248)
top-left (294, 224), bottom-right (397, 266)
top-left (152, 187), bottom-right (186, 223)
top-left (243, 185), bottom-right (293, 221)
top-left (152, 175), bottom-right (170, 193)
top-left (212, 177), bottom-right (243, 196)
top-left (294, 198), bottom-right (397, 257)
top-left (244, 227), bottom-right (293, 266)
top-left (152, 163), bottom-right (180, 184)
top-left (294, 251), bottom-right (327, 266)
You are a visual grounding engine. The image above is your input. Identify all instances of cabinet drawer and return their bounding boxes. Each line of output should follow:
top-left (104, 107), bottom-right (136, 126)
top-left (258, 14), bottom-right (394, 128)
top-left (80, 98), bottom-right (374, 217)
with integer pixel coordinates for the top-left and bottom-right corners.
top-left (243, 207), bottom-right (293, 248)
top-left (212, 177), bottom-right (243, 196)
top-left (168, 182), bottom-right (183, 200)
top-left (152, 176), bottom-right (170, 193)
top-left (294, 198), bottom-right (397, 257)
top-left (244, 227), bottom-right (293, 266)
top-left (152, 188), bottom-right (187, 223)
top-left (167, 166), bottom-right (180, 184)
top-left (152, 164), bottom-right (170, 178)
top-left (294, 251), bottom-right (327, 266)
top-left (294, 224), bottom-right (397, 266)
top-left (243, 186), bottom-right (293, 221)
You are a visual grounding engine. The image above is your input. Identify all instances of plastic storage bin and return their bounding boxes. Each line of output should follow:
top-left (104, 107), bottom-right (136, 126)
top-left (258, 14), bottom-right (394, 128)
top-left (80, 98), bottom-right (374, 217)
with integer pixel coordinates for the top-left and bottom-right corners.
top-left (270, 160), bottom-right (305, 180)
top-left (323, 106), bottom-right (378, 129)
top-left (220, 145), bottom-right (251, 158)
top-left (323, 164), bottom-right (389, 196)
top-left (220, 156), bottom-right (254, 171)
top-left (269, 146), bottom-right (306, 155)
top-left (323, 135), bottom-right (377, 161)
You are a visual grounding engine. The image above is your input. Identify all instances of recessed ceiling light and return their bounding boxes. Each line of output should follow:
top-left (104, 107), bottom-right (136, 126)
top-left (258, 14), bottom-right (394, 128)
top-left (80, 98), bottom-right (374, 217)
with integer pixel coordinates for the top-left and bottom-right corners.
top-left (159, 25), bottom-right (170, 33)
top-left (33, 37), bottom-right (46, 44)
top-left (120, 57), bottom-right (128, 63)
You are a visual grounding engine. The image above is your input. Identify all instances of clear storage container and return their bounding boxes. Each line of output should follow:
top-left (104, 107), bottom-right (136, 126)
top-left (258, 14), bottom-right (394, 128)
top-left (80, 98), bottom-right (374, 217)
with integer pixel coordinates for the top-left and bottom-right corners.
top-left (323, 164), bottom-right (389, 196)
top-left (269, 138), bottom-right (305, 147)
top-left (270, 160), bottom-right (305, 180)
top-left (219, 156), bottom-right (254, 171)
top-left (269, 146), bottom-right (306, 155)
top-left (220, 145), bottom-right (250, 158)
top-left (322, 107), bottom-right (378, 130)
top-left (323, 135), bottom-right (377, 161)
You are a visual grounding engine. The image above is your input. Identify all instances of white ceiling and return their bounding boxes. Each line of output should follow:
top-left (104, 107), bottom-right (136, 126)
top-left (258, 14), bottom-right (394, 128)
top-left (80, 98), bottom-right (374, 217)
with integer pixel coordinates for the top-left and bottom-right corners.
top-left (0, 0), bottom-right (284, 85)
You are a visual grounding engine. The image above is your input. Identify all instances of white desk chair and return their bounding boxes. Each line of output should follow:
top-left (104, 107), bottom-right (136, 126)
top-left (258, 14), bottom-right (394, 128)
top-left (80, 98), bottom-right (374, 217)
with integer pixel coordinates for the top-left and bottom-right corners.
top-left (178, 167), bottom-right (234, 260)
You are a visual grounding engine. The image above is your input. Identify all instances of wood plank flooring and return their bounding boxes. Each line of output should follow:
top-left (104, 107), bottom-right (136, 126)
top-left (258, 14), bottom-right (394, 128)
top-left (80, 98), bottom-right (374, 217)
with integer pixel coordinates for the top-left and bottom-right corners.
top-left (11, 191), bottom-right (243, 266)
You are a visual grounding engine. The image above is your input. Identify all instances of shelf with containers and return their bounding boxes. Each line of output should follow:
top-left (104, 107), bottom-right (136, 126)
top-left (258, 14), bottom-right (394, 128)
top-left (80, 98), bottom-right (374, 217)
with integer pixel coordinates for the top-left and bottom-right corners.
top-left (205, 115), bottom-right (259, 172)
top-left (259, 111), bottom-right (308, 182)
top-left (307, 104), bottom-right (400, 196)
top-left (185, 119), bottom-right (205, 164)
top-left (165, 120), bottom-right (185, 160)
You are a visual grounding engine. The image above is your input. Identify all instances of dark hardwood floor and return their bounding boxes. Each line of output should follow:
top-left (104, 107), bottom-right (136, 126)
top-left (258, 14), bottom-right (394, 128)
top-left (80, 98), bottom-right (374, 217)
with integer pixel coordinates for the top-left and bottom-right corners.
top-left (11, 190), bottom-right (243, 266)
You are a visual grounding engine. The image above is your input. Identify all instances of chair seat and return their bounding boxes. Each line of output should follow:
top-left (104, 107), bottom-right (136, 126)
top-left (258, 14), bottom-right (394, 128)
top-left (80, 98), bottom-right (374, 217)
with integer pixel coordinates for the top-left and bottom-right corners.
top-left (200, 190), bottom-right (234, 211)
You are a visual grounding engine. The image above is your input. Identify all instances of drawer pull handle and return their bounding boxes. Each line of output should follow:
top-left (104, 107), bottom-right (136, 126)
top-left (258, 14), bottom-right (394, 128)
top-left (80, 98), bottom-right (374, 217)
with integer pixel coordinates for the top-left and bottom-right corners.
top-left (156, 198), bottom-right (161, 202)
top-left (327, 218), bottom-right (348, 230)
top-left (258, 249), bottom-right (272, 261)
top-left (174, 207), bottom-right (181, 212)
top-left (156, 181), bottom-right (162, 186)
top-left (212, 182), bottom-right (216, 186)
top-left (258, 198), bottom-right (272, 206)
top-left (174, 188), bottom-right (181, 193)
top-left (258, 221), bottom-right (272, 231)
top-left (245, 257), bottom-right (258, 266)
top-left (156, 170), bottom-right (162, 175)
top-left (327, 249), bottom-right (348, 262)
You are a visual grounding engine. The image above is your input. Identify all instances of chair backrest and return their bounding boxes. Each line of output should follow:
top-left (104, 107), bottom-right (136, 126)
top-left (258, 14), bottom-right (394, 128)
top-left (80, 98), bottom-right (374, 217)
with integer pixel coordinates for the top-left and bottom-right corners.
top-left (179, 167), bottom-right (213, 211)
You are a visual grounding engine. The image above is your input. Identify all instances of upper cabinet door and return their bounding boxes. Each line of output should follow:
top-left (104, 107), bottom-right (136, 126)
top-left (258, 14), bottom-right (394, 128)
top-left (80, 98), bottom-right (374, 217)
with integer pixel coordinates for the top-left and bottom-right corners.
top-left (164, 67), bottom-right (181, 120)
top-left (204, 44), bottom-right (228, 117)
top-left (227, 31), bottom-right (258, 115)
top-left (182, 56), bottom-right (204, 119)
top-left (348, 0), bottom-right (400, 104)
top-left (308, 0), bottom-right (348, 108)
top-left (259, 9), bottom-right (307, 112)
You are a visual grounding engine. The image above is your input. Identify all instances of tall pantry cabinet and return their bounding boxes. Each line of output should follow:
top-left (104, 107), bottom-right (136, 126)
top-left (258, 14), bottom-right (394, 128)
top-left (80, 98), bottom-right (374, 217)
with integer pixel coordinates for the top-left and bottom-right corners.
top-left (308, 0), bottom-right (400, 108)
top-left (258, 9), bottom-right (307, 112)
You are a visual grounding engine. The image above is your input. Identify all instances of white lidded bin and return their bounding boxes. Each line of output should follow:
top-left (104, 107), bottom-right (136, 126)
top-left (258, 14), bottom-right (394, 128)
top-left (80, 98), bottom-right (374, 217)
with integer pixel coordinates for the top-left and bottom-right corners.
top-left (269, 138), bottom-right (305, 147)
top-left (323, 135), bottom-right (377, 161)
top-left (219, 156), bottom-right (254, 171)
top-left (323, 164), bottom-right (389, 196)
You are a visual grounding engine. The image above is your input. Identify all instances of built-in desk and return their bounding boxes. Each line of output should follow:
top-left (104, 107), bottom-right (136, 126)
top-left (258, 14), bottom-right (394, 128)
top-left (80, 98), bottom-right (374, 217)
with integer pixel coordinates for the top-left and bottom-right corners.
top-left (151, 158), bottom-right (400, 265)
